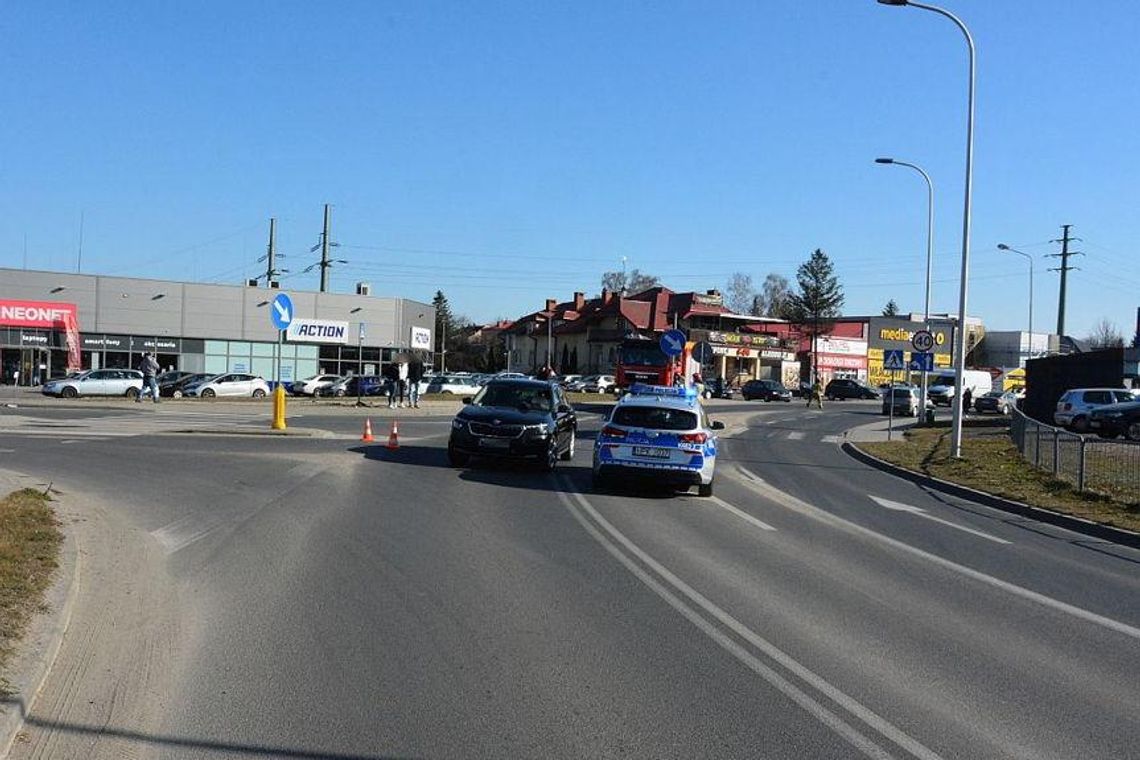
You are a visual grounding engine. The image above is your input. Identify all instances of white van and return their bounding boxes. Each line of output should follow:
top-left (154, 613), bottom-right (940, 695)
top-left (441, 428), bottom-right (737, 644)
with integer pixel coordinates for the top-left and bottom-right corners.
top-left (927, 370), bottom-right (993, 407)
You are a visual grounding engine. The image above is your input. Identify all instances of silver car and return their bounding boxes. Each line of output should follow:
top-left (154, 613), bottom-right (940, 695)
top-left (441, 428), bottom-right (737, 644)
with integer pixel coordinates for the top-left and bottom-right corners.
top-left (41, 369), bottom-right (144, 399)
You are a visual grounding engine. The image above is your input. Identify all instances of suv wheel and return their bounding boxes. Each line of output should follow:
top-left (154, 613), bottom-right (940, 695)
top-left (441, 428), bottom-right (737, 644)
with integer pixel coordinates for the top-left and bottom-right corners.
top-left (540, 442), bottom-right (558, 472)
top-left (1127, 422), bottom-right (1140, 442)
top-left (560, 430), bottom-right (575, 461)
top-left (698, 480), bottom-right (713, 497)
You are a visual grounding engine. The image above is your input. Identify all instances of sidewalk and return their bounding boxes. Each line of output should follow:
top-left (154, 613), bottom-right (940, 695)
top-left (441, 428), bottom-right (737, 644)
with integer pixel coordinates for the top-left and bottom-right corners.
top-left (843, 416), bottom-right (919, 444)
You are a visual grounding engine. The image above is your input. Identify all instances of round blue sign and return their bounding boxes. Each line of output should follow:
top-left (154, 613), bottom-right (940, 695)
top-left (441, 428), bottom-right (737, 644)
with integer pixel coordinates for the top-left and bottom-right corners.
top-left (659, 329), bottom-right (686, 357)
top-left (270, 293), bottom-right (294, 330)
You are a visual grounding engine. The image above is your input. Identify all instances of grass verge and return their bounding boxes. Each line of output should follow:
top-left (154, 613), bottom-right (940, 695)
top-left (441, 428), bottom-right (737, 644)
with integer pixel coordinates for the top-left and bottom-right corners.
top-left (0, 489), bottom-right (63, 693)
top-left (859, 426), bottom-right (1140, 534)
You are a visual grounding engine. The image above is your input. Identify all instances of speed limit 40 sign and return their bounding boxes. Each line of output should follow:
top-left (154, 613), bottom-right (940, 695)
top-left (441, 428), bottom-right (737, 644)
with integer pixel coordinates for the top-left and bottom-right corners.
top-left (911, 330), bottom-right (935, 352)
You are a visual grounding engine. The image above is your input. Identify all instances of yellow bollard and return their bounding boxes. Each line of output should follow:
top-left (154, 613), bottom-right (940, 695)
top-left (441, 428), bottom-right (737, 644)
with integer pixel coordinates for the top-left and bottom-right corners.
top-left (271, 385), bottom-right (287, 430)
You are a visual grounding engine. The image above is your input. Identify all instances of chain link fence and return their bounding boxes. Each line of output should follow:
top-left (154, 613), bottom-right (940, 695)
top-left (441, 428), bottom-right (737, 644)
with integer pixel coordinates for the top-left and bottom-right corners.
top-left (1009, 408), bottom-right (1140, 502)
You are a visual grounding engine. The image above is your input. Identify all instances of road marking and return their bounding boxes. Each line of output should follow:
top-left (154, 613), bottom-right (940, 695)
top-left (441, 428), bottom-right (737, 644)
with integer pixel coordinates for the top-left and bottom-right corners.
top-left (786, 431), bottom-right (805, 440)
top-left (560, 483), bottom-right (943, 760)
top-left (868, 496), bottom-right (1011, 545)
top-left (708, 495), bottom-right (777, 531)
top-left (0, 448), bottom-right (15, 453)
top-left (727, 467), bottom-right (1140, 642)
top-left (822, 435), bottom-right (842, 444)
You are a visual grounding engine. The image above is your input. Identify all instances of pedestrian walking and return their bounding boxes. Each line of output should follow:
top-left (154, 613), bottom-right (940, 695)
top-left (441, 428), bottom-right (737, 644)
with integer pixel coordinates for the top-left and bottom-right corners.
top-left (407, 354), bottom-right (424, 408)
top-left (692, 371), bottom-right (705, 399)
top-left (808, 377), bottom-right (824, 410)
top-left (962, 387), bottom-right (973, 414)
top-left (383, 362), bottom-right (399, 408)
top-left (138, 352), bottom-right (160, 403)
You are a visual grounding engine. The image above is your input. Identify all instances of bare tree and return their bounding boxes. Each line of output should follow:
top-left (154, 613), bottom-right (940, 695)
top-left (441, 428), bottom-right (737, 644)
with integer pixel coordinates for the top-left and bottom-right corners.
top-left (724, 273), bottom-right (755, 314)
top-left (751, 273), bottom-right (792, 318)
top-left (1087, 318), bottom-right (1124, 349)
top-left (601, 268), bottom-right (659, 296)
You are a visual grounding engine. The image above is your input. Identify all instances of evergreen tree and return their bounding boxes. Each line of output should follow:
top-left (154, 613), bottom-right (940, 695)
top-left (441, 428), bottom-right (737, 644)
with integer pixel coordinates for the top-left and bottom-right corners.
top-left (882, 299), bottom-right (900, 317)
top-left (785, 249), bottom-right (845, 378)
top-left (432, 291), bottom-right (453, 365)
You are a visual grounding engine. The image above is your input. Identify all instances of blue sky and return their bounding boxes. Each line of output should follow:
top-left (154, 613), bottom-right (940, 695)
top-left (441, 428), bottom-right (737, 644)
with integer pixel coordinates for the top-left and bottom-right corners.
top-left (2, 1), bottom-right (1137, 340)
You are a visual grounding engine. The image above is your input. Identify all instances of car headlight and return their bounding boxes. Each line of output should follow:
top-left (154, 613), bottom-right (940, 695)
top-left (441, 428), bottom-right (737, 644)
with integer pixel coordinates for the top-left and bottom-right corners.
top-left (452, 418), bottom-right (467, 430)
top-left (523, 422), bottom-right (552, 436)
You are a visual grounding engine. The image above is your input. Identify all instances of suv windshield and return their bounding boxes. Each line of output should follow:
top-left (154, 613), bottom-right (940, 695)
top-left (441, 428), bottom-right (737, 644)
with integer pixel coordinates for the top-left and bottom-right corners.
top-left (613, 406), bottom-right (698, 431)
top-left (473, 383), bottom-right (552, 411)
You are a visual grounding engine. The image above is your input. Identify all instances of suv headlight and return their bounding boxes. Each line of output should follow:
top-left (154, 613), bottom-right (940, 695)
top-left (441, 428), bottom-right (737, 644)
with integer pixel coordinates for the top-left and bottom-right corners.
top-left (523, 422), bottom-right (552, 437)
top-left (451, 418), bottom-right (467, 430)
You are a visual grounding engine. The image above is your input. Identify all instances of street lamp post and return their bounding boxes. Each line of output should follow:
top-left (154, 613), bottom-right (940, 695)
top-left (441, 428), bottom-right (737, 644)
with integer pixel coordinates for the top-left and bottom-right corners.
top-left (878, 0), bottom-right (975, 459)
top-left (547, 312), bottom-right (553, 371)
top-left (876, 157), bottom-right (934, 418)
top-left (997, 244), bottom-right (1034, 364)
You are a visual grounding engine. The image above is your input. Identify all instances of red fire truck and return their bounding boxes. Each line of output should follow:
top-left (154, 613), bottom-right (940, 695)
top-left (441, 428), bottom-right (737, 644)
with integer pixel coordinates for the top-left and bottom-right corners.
top-left (614, 337), bottom-right (699, 391)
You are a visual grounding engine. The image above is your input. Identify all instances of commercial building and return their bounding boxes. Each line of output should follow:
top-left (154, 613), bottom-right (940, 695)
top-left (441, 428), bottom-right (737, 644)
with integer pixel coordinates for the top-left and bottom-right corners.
top-left (0, 268), bottom-right (435, 385)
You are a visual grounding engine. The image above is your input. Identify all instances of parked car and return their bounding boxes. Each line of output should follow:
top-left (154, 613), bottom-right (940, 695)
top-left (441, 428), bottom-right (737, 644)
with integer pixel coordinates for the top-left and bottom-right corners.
top-left (974, 390), bottom-right (1017, 415)
top-left (593, 383), bottom-right (723, 497)
top-left (582, 375), bottom-right (616, 394)
top-left (323, 375), bottom-right (387, 397)
top-left (702, 377), bottom-right (735, 399)
top-left (741, 379), bottom-right (791, 402)
top-left (1053, 388), bottom-right (1137, 432)
top-left (424, 374), bottom-right (483, 395)
top-left (41, 369), bottom-right (144, 399)
top-left (447, 379), bottom-right (577, 470)
top-left (558, 374), bottom-right (584, 389)
top-left (881, 386), bottom-right (931, 417)
top-left (1088, 400), bottom-right (1140, 441)
top-left (184, 373), bottom-right (270, 398)
top-left (290, 374), bottom-right (343, 396)
top-left (824, 378), bottom-right (880, 400)
top-left (160, 372), bottom-right (212, 398)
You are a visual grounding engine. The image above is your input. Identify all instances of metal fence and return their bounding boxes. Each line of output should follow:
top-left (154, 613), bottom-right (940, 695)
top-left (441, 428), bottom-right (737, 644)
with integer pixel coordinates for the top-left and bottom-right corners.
top-left (1009, 408), bottom-right (1140, 501)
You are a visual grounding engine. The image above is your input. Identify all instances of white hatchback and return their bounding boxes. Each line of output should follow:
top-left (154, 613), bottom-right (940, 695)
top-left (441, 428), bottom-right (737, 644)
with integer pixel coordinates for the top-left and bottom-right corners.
top-left (1053, 388), bottom-right (1137, 431)
top-left (185, 373), bottom-right (270, 399)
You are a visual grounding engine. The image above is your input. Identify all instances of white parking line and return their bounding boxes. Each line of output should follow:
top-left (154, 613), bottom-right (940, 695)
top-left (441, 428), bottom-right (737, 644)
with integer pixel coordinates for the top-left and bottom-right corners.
top-left (786, 431), bottom-right (805, 441)
top-left (869, 496), bottom-right (1011, 545)
top-left (708, 495), bottom-right (777, 531)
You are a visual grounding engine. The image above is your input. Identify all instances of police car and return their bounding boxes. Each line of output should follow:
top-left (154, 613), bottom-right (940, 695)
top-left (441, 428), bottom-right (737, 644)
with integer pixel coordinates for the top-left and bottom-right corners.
top-left (593, 383), bottom-right (724, 496)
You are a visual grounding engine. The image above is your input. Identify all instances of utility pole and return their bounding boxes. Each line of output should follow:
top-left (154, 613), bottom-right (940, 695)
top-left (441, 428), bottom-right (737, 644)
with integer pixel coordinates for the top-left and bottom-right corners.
top-left (1048, 224), bottom-right (1083, 337)
top-left (319, 204), bottom-right (332, 293)
top-left (265, 217), bottom-right (278, 283)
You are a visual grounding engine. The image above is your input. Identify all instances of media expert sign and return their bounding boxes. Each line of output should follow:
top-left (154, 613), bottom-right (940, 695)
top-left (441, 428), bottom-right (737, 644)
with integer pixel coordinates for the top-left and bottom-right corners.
top-left (286, 319), bottom-right (349, 345)
top-left (410, 326), bottom-right (432, 350)
top-left (867, 316), bottom-right (954, 354)
top-left (0, 300), bottom-right (78, 328)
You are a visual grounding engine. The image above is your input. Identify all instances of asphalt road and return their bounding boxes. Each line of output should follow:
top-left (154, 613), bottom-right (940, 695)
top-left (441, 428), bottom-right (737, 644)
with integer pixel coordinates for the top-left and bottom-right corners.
top-left (1, 399), bottom-right (1137, 759)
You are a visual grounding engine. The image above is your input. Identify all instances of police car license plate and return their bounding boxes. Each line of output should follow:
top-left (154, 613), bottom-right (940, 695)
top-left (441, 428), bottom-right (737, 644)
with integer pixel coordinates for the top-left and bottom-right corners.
top-left (479, 438), bottom-right (510, 449)
top-left (632, 446), bottom-right (670, 459)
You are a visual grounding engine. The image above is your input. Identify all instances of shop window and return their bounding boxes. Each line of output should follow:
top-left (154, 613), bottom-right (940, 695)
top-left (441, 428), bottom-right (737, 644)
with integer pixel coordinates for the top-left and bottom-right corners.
top-left (296, 345), bottom-right (318, 359)
top-left (252, 342), bottom-right (275, 358)
top-left (251, 357), bottom-right (275, 379)
top-left (295, 359), bottom-right (318, 379)
top-left (204, 356), bottom-right (227, 375)
top-left (228, 357), bottom-right (252, 373)
top-left (228, 342), bottom-right (252, 357)
top-left (205, 340), bottom-right (227, 355)
top-left (278, 343), bottom-right (296, 359)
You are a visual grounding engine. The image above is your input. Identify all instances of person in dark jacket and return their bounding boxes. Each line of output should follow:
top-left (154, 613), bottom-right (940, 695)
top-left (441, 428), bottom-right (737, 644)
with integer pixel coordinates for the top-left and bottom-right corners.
top-left (383, 362), bottom-right (400, 408)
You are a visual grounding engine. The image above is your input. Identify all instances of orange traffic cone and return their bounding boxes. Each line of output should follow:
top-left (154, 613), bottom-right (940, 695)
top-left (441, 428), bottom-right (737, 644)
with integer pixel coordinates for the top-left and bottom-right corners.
top-left (362, 418), bottom-right (375, 442)
top-left (387, 420), bottom-right (400, 450)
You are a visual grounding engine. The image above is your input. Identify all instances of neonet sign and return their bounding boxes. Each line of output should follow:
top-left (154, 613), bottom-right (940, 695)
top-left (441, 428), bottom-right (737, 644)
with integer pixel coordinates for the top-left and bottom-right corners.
top-left (0, 300), bottom-right (79, 328)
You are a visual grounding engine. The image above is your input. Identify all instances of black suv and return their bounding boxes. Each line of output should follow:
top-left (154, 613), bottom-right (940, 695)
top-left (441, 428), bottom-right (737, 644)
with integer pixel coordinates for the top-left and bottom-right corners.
top-left (824, 378), bottom-right (880, 400)
top-left (448, 379), bottom-right (578, 470)
top-left (741, 379), bottom-right (792, 402)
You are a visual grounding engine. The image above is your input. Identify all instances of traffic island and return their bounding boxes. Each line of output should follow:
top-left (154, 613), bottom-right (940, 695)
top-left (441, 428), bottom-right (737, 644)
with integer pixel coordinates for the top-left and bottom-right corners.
top-left (845, 422), bottom-right (1140, 547)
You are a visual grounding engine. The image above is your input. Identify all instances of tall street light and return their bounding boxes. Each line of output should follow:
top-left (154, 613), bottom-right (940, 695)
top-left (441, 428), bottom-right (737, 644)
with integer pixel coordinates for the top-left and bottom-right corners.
top-left (876, 157), bottom-right (934, 417)
top-left (877, 0), bottom-right (976, 459)
top-left (997, 244), bottom-right (1034, 364)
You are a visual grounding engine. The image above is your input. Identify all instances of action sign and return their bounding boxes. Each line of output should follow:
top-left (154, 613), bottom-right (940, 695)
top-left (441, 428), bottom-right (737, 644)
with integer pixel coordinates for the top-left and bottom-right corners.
top-left (883, 349), bottom-right (907, 371)
top-left (660, 329), bottom-right (686, 357)
top-left (286, 319), bottom-right (349, 344)
top-left (911, 330), bottom-right (935, 352)
top-left (270, 293), bottom-right (294, 330)
top-left (909, 351), bottom-right (934, 372)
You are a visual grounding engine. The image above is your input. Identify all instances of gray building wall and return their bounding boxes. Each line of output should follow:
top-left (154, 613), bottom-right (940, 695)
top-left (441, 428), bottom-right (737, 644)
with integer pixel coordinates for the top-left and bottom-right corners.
top-left (0, 268), bottom-right (434, 348)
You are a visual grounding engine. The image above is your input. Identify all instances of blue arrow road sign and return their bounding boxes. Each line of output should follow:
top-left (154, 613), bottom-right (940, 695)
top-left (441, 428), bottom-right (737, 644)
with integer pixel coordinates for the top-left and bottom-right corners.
top-left (659, 329), bottom-right (686, 357)
top-left (909, 351), bottom-right (934, 372)
top-left (883, 349), bottom-right (906, 371)
top-left (270, 293), bottom-right (294, 330)
top-left (691, 341), bottom-right (715, 364)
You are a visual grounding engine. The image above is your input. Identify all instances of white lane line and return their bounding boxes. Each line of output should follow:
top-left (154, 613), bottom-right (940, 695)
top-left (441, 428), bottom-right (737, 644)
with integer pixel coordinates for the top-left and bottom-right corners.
top-left (869, 496), bottom-right (1011, 545)
top-left (0, 448), bottom-right (15, 453)
top-left (786, 431), bottom-right (805, 441)
top-left (709, 495), bottom-right (777, 531)
top-left (822, 435), bottom-right (842, 444)
top-left (561, 484), bottom-right (943, 760)
top-left (728, 466), bottom-right (1140, 642)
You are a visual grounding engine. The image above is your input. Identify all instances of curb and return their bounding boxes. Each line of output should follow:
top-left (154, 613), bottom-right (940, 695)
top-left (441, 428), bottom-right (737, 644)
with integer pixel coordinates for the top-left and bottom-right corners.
top-left (842, 441), bottom-right (1140, 550)
top-left (1, 488), bottom-right (82, 757)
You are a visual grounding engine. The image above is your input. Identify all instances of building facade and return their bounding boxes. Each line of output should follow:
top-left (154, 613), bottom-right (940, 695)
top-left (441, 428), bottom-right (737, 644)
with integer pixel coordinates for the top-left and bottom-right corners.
top-left (0, 268), bottom-right (434, 384)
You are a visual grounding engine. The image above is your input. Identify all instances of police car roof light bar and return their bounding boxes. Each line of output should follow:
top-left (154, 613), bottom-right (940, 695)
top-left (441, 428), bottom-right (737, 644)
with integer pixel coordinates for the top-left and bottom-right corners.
top-left (628, 383), bottom-right (698, 401)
